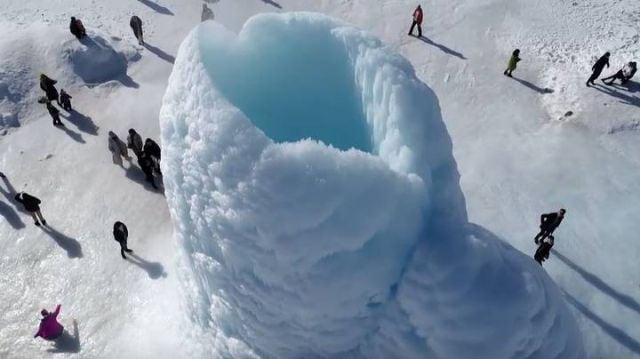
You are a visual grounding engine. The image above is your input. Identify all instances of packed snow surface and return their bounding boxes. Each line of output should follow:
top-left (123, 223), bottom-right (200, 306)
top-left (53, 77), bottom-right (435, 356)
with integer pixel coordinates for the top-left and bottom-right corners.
top-left (161, 13), bottom-right (583, 358)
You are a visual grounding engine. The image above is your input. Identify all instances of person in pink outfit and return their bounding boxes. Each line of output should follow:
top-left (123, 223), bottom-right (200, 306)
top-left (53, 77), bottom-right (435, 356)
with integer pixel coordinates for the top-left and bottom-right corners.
top-left (34, 304), bottom-right (64, 341)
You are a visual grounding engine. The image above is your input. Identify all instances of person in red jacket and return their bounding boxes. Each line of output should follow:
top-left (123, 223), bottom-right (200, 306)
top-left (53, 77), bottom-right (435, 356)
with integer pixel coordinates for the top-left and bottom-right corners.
top-left (34, 305), bottom-right (64, 341)
top-left (408, 5), bottom-right (423, 37)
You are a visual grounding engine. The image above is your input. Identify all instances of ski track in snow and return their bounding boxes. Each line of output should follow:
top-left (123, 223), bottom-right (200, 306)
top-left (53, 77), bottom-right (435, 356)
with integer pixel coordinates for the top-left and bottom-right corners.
top-left (0, 0), bottom-right (639, 358)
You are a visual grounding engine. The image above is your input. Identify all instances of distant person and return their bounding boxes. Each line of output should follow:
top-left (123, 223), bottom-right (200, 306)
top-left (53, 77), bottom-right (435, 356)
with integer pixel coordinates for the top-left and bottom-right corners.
top-left (534, 208), bottom-right (566, 244)
top-left (69, 17), bottom-right (86, 39)
top-left (34, 304), bottom-right (64, 340)
top-left (586, 52), bottom-right (610, 87)
top-left (113, 221), bottom-right (133, 259)
top-left (59, 89), bottom-right (72, 111)
top-left (408, 5), bottom-right (423, 37)
top-left (45, 101), bottom-right (63, 126)
top-left (40, 74), bottom-right (59, 105)
top-left (138, 153), bottom-right (158, 189)
top-left (602, 61), bottom-right (637, 85)
top-left (144, 138), bottom-right (161, 174)
top-left (0, 172), bottom-right (4, 178)
top-left (14, 192), bottom-right (46, 226)
top-left (201, 4), bottom-right (215, 22)
top-left (534, 237), bottom-right (554, 266)
top-left (127, 129), bottom-right (144, 158)
top-left (129, 15), bottom-right (144, 45)
top-left (108, 131), bottom-right (130, 167)
top-left (503, 49), bottom-right (521, 77)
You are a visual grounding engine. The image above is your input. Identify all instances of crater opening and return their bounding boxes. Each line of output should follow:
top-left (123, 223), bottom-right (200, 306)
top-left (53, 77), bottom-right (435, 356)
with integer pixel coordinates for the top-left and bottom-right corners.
top-left (199, 21), bottom-right (372, 152)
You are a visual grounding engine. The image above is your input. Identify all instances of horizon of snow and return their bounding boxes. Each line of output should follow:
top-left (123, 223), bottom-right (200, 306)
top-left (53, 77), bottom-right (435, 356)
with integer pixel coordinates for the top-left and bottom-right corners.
top-left (160, 12), bottom-right (584, 358)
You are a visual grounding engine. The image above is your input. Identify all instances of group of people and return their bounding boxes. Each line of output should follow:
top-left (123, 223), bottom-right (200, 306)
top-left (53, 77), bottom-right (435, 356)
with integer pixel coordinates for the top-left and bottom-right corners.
top-left (39, 74), bottom-right (73, 127)
top-left (108, 129), bottom-right (162, 190)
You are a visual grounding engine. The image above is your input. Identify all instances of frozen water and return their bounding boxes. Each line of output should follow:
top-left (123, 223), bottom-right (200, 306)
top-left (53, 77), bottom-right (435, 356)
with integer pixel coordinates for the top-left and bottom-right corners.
top-left (161, 13), bottom-right (583, 358)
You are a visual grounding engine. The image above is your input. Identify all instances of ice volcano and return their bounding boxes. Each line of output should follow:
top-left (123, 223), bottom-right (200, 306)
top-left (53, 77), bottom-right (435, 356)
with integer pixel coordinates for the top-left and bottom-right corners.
top-left (160, 13), bottom-right (583, 359)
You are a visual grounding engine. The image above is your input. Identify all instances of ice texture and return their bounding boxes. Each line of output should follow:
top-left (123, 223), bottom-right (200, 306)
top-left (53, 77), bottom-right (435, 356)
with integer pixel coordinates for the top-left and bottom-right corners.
top-left (160, 13), bottom-right (583, 358)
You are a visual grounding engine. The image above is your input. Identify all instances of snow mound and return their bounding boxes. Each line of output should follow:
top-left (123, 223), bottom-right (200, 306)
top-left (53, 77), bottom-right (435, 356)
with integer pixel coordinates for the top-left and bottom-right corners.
top-left (161, 13), bottom-right (583, 358)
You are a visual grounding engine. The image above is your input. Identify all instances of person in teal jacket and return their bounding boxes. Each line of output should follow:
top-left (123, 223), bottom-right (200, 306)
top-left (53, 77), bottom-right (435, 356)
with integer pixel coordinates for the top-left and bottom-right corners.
top-left (503, 49), bottom-right (521, 77)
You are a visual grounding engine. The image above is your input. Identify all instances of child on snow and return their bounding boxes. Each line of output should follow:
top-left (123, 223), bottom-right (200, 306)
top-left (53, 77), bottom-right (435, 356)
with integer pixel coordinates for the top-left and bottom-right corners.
top-left (60, 89), bottom-right (72, 111)
top-left (504, 49), bottom-right (521, 77)
top-left (113, 221), bottom-right (133, 259)
top-left (34, 305), bottom-right (64, 341)
top-left (15, 192), bottom-right (46, 226)
top-left (408, 5), bottom-right (423, 37)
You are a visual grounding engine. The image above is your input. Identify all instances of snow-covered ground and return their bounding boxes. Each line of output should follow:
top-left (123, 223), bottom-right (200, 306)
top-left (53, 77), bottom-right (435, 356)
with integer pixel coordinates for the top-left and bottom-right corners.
top-left (0, 0), bottom-right (639, 358)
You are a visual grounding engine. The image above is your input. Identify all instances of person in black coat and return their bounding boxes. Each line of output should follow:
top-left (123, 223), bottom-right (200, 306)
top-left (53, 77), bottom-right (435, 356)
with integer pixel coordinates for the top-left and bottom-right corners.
top-left (129, 16), bottom-right (144, 45)
top-left (144, 138), bottom-right (161, 174)
top-left (586, 52), bottom-right (610, 86)
top-left (113, 221), bottom-right (133, 259)
top-left (534, 208), bottom-right (566, 244)
top-left (59, 89), bottom-right (72, 111)
top-left (138, 154), bottom-right (158, 189)
top-left (534, 236), bottom-right (554, 265)
top-left (69, 17), bottom-right (86, 39)
top-left (46, 101), bottom-right (63, 126)
top-left (127, 129), bottom-right (144, 158)
top-left (15, 192), bottom-right (46, 226)
top-left (40, 74), bottom-right (59, 105)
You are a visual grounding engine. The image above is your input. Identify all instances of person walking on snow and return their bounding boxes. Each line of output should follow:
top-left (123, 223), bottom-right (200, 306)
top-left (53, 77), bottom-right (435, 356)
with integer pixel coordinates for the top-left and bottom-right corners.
top-left (127, 129), bottom-right (144, 158)
top-left (138, 153), bottom-right (158, 189)
top-left (586, 52), bottom-right (610, 87)
top-left (602, 61), bottom-right (637, 85)
top-left (534, 236), bottom-right (554, 266)
top-left (69, 17), bottom-right (86, 39)
top-left (408, 5), bottom-right (423, 37)
top-left (534, 208), bottom-right (565, 244)
top-left (113, 221), bottom-right (133, 259)
top-left (46, 101), bottom-right (63, 126)
top-left (14, 192), bottom-right (46, 226)
top-left (144, 138), bottom-right (161, 174)
top-left (108, 131), bottom-right (130, 167)
top-left (503, 49), bottom-right (521, 77)
top-left (201, 4), bottom-right (215, 22)
top-left (34, 305), bottom-right (64, 341)
top-left (40, 74), bottom-right (59, 105)
top-left (129, 15), bottom-right (144, 45)
top-left (59, 89), bottom-right (72, 111)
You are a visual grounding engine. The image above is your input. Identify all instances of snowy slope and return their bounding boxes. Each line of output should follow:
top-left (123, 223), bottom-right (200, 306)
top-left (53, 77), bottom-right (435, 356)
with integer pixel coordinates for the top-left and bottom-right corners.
top-left (0, 0), bottom-right (639, 358)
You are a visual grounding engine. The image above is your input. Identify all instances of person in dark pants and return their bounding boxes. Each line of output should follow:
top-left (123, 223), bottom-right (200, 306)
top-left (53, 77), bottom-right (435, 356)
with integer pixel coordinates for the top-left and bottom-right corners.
top-left (69, 17), bottom-right (86, 39)
top-left (144, 138), bottom-right (161, 174)
top-left (602, 61), bottom-right (637, 85)
top-left (129, 16), bottom-right (144, 45)
top-left (534, 237), bottom-right (554, 265)
top-left (138, 154), bottom-right (158, 189)
top-left (59, 89), bottom-right (72, 111)
top-left (40, 74), bottom-right (59, 105)
top-left (586, 52), bottom-right (610, 87)
top-left (503, 49), bottom-right (521, 77)
top-left (534, 208), bottom-right (566, 244)
top-left (127, 129), bottom-right (144, 158)
top-left (408, 5), bottom-right (423, 37)
top-left (113, 221), bottom-right (133, 259)
top-left (45, 101), bottom-right (63, 126)
top-left (14, 192), bottom-right (46, 226)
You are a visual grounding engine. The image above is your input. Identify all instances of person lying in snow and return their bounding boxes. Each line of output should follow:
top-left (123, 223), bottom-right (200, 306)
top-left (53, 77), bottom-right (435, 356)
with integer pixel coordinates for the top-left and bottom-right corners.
top-left (602, 61), bottom-right (637, 85)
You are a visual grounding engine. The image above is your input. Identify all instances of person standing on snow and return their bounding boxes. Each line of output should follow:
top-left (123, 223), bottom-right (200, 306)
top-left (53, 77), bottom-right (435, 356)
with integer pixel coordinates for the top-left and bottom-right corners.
top-left (69, 17), bottom-right (86, 39)
top-left (586, 52), bottom-right (610, 87)
top-left (14, 192), bottom-right (46, 226)
top-left (138, 153), bottom-right (158, 189)
top-left (534, 208), bottom-right (565, 244)
top-left (602, 61), bottom-right (637, 85)
top-left (113, 221), bottom-right (133, 259)
top-left (129, 15), bottom-right (144, 45)
top-left (34, 304), bottom-right (64, 341)
top-left (108, 131), bottom-right (130, 167)
top-left (144, 138), bottom-right (161, 174)
top-left (503, 49), bottom-right (521, 77)
top-left (40, 74), bottom-right (59, 105)
top-left (127, 129), bottom-right (144, 158)
top-left (45, 101), bottom-right (63, 126)
top-left (534, 236), bottom-right (554, 266)
top-left (59, 89), bottom-right (72, 111)
top-left (201, 4), bottom-right (215, 22)
top-left (408, 5), bottom-right (423, 37)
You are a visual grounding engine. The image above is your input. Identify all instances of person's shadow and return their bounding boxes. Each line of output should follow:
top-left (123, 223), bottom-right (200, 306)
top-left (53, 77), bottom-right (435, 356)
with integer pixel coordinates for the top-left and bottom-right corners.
top-left (0, 175), bottom-right (26, 229)
top-left (127, 253), bottom-right (167, 279)
top-left (124, 164), bottom-right (164, 194)
top-left (261, 0), bottom-right (282, 9)
top-left (137, 0), bottom-right (174, 15)
top-left (61, 109), bottom-right (99, 136)
top-left (512, 77), bottom-right (554, 94)
top-left (48, 320), bottom-right (81, 353)
top-left (143, 43), bottom-right (175, 64)
top-left (42, 226), bottom-right (83, 258)
top-left (593, 83), bottom-right (640, 107)
top-left (56, 123), bottom-right (85, 144)
top-left (416, 35), bottom-right (466, 60)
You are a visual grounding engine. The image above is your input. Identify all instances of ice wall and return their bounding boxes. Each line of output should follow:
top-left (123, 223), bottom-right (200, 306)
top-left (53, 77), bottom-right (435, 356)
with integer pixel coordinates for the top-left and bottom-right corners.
top-left (160, 13), bottom-right (583, 358)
